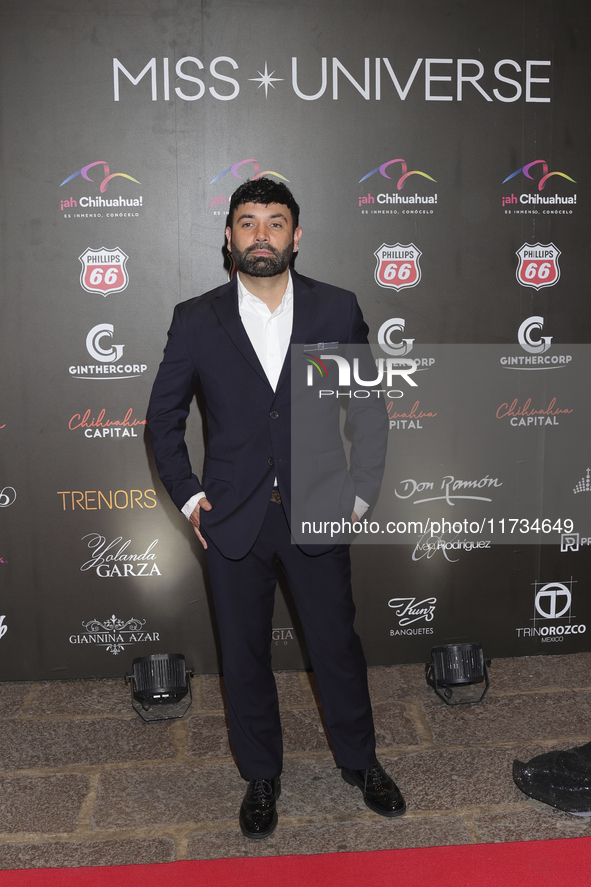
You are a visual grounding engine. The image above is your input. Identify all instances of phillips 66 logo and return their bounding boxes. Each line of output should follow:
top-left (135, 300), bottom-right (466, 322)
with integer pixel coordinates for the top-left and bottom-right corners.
top-left (516, 243), bottom-right (561, 290)
top-left (374, 243), bottom-right (422, 291)
top-left (79, 247), bottom-right (129, 296)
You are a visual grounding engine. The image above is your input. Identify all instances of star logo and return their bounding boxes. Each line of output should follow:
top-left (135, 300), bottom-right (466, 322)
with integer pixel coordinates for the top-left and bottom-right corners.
top-left (249, 62), bottom-right (283, 98)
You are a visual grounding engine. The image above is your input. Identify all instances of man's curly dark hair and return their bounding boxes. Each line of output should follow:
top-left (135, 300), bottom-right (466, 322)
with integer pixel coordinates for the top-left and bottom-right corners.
top-left (228, 177), bottom-right (300, 228)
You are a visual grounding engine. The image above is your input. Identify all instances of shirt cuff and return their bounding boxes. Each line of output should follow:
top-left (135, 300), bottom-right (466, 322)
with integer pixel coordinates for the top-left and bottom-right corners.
top-left (353, 495), bottom-right (369, 519)
top-left (182, 491), bottom-right (206, 520)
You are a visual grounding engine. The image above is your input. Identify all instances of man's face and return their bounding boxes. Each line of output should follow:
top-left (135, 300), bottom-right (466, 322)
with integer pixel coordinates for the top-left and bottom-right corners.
top-left (226, 202), bottom-right (302, 278)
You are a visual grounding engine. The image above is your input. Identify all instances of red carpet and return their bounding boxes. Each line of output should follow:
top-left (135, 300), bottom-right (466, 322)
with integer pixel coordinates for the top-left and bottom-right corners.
top-left (1, 838), bottom-right (590, 887)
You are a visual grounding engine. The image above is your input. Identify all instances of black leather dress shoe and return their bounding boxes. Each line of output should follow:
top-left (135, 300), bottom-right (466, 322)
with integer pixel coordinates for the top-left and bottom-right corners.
top-left (239, 776), bottom-right (281, 839)
top-left (341, 762), bottom-right (406, 817)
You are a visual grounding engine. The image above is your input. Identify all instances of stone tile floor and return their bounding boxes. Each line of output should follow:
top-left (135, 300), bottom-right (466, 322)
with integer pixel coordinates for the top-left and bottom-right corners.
top-left (1, 652), bottom-right (591, 869)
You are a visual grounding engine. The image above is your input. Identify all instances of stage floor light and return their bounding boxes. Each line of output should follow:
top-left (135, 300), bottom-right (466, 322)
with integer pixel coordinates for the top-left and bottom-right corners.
top-left (126, 653), bottom-right (193, 722)
top-left (426, 643), bottom-right (490, 705)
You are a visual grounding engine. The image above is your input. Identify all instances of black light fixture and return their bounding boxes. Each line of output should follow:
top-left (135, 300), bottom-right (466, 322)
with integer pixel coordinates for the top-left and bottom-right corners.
top-left (126, 653), bottom-right (193, 722)
top-left (426, 643), bottom-right (490, 705)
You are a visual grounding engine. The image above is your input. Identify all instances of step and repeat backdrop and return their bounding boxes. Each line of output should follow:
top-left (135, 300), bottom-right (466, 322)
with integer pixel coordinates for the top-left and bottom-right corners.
top-left (1, 0), bottom-right (590, 680)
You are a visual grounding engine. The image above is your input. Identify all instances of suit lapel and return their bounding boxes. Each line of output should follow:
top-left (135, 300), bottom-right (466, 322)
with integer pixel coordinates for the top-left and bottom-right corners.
top-left (211, 277), bottom-right (270, 387)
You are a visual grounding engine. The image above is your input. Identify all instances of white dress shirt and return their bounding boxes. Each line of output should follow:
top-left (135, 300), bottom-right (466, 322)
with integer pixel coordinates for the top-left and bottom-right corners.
top-left (182, 271), bottom-right (368, 520)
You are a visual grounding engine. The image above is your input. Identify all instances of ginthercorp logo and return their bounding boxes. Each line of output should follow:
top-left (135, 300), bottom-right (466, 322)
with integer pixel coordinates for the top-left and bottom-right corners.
top-left (515, 579), bottom-right (586, 642)
top-left (502, 160), bottom-right (577, 215)
top-left (79, 248), bottom-right (129, 295)
top-left (359, 158), bottom-right (437, 215)
top-left (0, 487), bottom-right (17, 508)
top-left (500, 317), bottom-right (572, 370)
top-left (60, 161), bottom-right (143, 218)
top-left (69, 324), bottom-right (147, 380)
top-left (209, 159), bottom-right (289, 212)
top-left (377, 319), bottom-right (437, 430)
top-left (388, 596), bottom-right (436, 637)
top-left (516, 243), bottom-right (561, 290)
top-left (378, 318), bottom-right (414, 357)
top-left (374, 244), bottom-right (422, 291)
top-left (69, 615), bottom-right (159, 656)
top-left (80, 534), bottom-right (161, 577)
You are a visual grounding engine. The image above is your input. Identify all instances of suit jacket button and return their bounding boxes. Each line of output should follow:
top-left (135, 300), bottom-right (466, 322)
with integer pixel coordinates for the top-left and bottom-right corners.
top-left (268, 457), bottom-right (274, 466)
top-left (270, 410), bottom-right (279, 419)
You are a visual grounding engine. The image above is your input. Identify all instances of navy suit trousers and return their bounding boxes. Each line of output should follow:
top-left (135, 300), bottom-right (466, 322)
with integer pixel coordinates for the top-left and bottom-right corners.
top-left (203, 499), bottom-right (377, 779)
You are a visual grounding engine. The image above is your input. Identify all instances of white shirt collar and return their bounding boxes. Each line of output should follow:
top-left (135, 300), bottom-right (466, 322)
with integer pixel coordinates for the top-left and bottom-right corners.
top-left (237, 270), bottom-right (293, 316)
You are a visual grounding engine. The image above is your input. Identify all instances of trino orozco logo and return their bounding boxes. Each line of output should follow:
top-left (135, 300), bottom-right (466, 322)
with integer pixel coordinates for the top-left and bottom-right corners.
top-left (515, 243), bottom-right (560, 290)
top-left (0, 487), bottom-right (17, 508)
top-left (79, 248), bottom-right (129, 295)
top-left (374, 244), bottom-right (421, 291)
top-left (499, 317), bottom-right (572, 371)
top-left (69, 324), bottom-right (147, 380)
top-left (388, 596), bottom-right (436, 637)
top-left (515, 579), bottom-right (586, 642)
top-left (69, 615), bottom-right (160, 656)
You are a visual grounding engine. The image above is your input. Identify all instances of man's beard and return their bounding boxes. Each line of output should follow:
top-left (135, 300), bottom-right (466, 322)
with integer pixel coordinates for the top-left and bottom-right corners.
top-left (231, 242), bottom-right (294, 277)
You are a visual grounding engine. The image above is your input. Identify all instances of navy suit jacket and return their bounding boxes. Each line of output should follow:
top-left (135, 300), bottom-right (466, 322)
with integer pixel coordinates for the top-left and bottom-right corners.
top-left (147, 270), bottom-right (388, 559)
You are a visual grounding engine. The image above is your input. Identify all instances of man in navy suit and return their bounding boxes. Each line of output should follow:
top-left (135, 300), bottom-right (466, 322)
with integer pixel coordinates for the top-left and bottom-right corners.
top-left (147, 178), bottom-right (405, 838)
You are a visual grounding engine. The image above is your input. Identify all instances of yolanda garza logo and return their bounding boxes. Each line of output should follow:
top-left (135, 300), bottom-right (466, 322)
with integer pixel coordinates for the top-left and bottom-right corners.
top-left (359, 158), bottom-right (437, 215)
top-left (0, 486), bottom-right (17, 507)
top-left (500, 317), bottom-right (572, 370)
top-left (68, 408), bottom-right (146, 438)
top-left (209, 158), bottom-right (289, 213)
top-left (516, 243), bottom-right (561, 290)
top-left (394, 474), bottom-right (502, 506)
top-left (515, 579), bottom-right (585, 643)
top-left (388, 596), bottom-right (435, 636)
top-left (69, 615), bottom-right (160, 655)
top-left (502, 160), bottom-right (577, 215)
top-left (79, 248), bottom-right (129, 296)
top-left (496, 397), bottom-right (573, 426)
top-left (80, 534), bottom-right (160, 577)
top-left (59, 161), bottom-right (143, 219)
top-left (69, 324), bottom-right (148, 381)
top-left (374, 244), bottom-right (422, 291)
